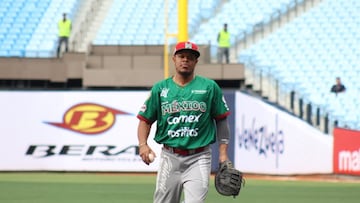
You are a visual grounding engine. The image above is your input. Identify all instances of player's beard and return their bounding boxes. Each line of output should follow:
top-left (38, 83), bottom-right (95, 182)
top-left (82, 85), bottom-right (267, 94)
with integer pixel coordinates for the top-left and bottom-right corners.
top-left (178, 69), bottom-right (194, 78)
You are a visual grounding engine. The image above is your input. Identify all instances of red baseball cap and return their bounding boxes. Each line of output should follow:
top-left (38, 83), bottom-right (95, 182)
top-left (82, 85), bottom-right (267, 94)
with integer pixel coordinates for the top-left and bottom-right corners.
top-left (173, 41), bottom-right (200, 58)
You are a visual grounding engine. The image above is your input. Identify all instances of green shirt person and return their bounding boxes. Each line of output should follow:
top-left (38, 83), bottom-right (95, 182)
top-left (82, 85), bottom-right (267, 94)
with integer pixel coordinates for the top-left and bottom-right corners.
top-left (137, 41), bottom-right (231, 203)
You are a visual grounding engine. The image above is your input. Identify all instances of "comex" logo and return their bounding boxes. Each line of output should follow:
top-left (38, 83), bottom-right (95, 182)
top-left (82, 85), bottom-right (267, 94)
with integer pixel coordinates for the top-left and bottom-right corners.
top-left (45, 103), bottom-right (130, 135)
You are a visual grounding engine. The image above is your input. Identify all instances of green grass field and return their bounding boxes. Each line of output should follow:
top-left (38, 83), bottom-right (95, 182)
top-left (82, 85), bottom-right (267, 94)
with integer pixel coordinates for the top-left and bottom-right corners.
top-left (0, 173), bottom-right (359, 203)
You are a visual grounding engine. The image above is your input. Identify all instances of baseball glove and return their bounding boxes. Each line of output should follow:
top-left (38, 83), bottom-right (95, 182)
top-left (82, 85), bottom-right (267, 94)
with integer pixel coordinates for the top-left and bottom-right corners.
top-left (215, 160), bottom-right (244, 197)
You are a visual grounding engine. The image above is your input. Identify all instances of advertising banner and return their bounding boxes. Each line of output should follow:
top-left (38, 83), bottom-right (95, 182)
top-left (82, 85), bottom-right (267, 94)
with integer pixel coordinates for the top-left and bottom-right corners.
top-left (333, 127), bottom-right (360, 175)
top-left (0, 91), bottom-right (161, 172)
top-left (1, 90), bottom-right (337, 175)
top-left (234, 92), bottom-right (333, 175)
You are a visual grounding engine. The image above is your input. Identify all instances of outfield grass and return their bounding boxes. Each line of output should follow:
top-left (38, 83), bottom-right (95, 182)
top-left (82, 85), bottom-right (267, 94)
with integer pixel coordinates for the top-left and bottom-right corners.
top-left (0, 173), bottom-right (359, 203)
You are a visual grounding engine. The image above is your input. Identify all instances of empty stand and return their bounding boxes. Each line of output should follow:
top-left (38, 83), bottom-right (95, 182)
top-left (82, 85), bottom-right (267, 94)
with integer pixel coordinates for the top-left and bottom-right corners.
top-left (0, 0), bottom-right (81, 58)
top-left (238, 0), bottom-right (360, 130)
top-left (0, 0), bottom-right (300, 59)
top-left (190, 0), bottom-right (300, 59)
top-left (93, 0), bottom-right (220, 47)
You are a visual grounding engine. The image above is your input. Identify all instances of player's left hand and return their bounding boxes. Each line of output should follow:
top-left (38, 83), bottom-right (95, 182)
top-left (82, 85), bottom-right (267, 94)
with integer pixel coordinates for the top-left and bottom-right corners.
top-left (215, 160), bottom-right (244, 197)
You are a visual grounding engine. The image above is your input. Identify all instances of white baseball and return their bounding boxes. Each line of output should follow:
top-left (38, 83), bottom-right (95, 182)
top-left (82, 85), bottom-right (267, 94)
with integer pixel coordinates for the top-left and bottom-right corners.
top-left (148, 153), bottom-right (155, 163)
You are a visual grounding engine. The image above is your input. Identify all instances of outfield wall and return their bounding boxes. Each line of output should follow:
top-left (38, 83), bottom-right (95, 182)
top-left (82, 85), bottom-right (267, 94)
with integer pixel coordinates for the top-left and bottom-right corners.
top-left (234, 92), bottom-right (333, 175)
top-left (0, 90), bottom-right (345, 175)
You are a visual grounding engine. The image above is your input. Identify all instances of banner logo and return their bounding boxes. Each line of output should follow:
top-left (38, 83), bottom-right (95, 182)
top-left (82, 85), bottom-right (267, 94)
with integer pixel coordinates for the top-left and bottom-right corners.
top-left (237, 115), bottom-right (285, 168)
top-left (333, 128), bottom-right (360, 175)
top-left (46, 103), bottom-right (131, 135)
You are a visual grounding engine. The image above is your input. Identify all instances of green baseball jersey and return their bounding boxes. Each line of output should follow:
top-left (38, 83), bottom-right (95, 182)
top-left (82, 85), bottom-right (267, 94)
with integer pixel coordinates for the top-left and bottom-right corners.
top-left (137, 75), bottom-right (230, 149)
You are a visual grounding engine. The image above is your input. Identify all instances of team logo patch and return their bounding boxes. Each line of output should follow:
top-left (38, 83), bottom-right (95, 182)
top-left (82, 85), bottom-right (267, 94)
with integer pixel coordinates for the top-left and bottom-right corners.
top-left (185, 42), bottom-right (193, 49)
top-left (160, 88), bottom-right (169, 98)
top-left (140, 104), bottom-right (147, 112)
top-left (45, 103), bottom-right (131, 135)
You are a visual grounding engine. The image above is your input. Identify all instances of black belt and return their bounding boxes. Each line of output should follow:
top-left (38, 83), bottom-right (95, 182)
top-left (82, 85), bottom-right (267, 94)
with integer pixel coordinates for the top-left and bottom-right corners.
top-left (163, 145), bottom-right (207, 156)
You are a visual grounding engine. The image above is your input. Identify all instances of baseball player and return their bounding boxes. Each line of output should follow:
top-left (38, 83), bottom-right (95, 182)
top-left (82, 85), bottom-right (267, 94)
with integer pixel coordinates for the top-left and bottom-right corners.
top-left (137, 41), bottom-right (231, 203)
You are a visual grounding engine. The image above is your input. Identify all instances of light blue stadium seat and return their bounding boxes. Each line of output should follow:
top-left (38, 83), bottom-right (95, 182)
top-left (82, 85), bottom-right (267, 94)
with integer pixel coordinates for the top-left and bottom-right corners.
top-left (37, 41), bottom-right (56, 58)
top-left (0, 50), bottom-right (9, 57)
top-left (8, 50), bottom-right (24, 57)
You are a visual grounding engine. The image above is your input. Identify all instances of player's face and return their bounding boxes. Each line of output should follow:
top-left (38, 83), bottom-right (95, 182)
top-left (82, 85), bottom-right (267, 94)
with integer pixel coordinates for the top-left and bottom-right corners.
top-left (173, 51), bottom-right (198, 77)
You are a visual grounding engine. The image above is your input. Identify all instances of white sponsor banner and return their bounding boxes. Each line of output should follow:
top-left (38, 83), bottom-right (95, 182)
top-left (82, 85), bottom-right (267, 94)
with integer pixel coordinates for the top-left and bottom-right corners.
top-left (235, 92), bottom-right (333, 175)
top-left (0, 91), bottom-right (161, 172)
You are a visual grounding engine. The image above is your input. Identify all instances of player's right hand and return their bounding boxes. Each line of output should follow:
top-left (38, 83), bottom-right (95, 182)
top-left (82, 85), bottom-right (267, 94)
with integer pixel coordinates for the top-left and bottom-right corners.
top-left (139, 144), bottom-right (154, 165)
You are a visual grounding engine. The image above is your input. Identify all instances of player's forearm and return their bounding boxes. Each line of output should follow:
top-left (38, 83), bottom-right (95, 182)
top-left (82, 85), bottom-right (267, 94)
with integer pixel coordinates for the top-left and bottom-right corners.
top-left (218, 143), bottom-right (229, 163)
top-left (216, 118), bottom-right (230, 162)
top-left (137, 120), bottom-right (151, 145)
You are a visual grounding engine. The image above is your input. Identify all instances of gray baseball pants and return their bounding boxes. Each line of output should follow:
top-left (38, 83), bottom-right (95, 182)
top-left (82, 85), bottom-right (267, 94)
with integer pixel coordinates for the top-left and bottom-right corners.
top-left (153, 147), bottom-right (212, 203)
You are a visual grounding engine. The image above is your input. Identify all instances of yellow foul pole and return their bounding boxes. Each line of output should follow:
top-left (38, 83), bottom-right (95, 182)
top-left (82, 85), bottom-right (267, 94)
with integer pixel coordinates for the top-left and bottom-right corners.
top-left (164, 0), bottom-right (188, 78)
top-left (178, 0), bottom-right (188, 42)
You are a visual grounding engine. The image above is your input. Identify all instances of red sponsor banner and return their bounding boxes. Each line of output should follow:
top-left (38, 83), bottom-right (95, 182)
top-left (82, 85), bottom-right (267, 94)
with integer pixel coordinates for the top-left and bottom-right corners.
top-left (333, 128), bottom-right (360, 175)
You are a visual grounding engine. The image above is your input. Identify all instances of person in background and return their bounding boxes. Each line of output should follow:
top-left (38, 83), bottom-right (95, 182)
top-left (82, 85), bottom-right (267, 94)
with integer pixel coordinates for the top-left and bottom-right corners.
top-left (137, 41), bottom-right (232, 203)
top-left (217, 23), bottom-right (230, 64)
top-left (57, 13), bottom-right (72, 58)
top-left (330, 77), bottom-right (346, 95)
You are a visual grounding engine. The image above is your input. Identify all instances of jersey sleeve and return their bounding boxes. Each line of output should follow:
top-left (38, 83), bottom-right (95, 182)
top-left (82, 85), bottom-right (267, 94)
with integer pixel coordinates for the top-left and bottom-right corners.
top-left (137, 85), bottom-right (159, 124)
top-left (211, 82), bottom-right (230, 120)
